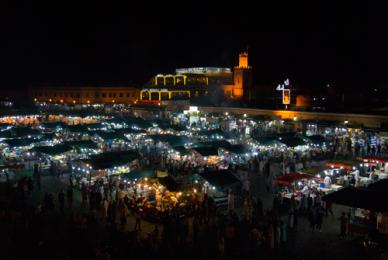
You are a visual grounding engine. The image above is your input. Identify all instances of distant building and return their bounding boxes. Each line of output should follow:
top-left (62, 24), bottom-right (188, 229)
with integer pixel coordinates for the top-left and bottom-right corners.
top-left (29, 86), bottom-right (139, 105)
top-left (140, 52), bottom-right (253, 103)
top-left (29, 52), bottom-right (254, 106)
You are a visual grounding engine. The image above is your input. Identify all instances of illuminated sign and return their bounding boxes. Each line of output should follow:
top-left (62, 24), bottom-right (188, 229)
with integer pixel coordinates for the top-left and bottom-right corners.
top-left (189, 106), bottom-right (198, 112)
top-left (176, 67), bottom-right (231, 74)
top-left (283, 89), bottom-right (291, 105)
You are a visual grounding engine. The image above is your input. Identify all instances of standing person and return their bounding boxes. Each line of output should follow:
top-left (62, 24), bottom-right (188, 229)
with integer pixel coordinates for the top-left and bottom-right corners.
top-left (27, 177), bottom-right (33, 196)
top-left (315, 206), bottom-right (324, 232)
top-left (81, 183), bottom-right (88, 207)
top-left (325, 201), bottom-right (334, 217)
top-left (308, 207), bottom-right (315, 232)
top-left (101, 198), bottom-right (109, 219)
top-left (307, 195), bottom-right (313, 210)
top-left (36, 172), bottom-right (41, 191)
top-left (67, 187), bottom-right (73, 209)
top-left (339, 212), bottom-right (347, 239)
top-left (68, 174), bottom-right (74, 188)
top-left (268, 222), bottom-right (275, 250)
top-left (227, 189), bottom-right (234, 212)
top-left (120, 209), bottom-right (127, 230)
top-left (281, 221), bottom-right (288, 245)
top-left (134, 212), bottom-right (141, 231)
top-left (58, 190), bottom-right (65, 214)
top-left (288, 209), bottom-right (295, 230)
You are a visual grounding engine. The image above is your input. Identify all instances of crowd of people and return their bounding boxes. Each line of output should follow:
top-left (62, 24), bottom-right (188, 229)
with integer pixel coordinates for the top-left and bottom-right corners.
top-left (1, 112), bottom-right (388, 259)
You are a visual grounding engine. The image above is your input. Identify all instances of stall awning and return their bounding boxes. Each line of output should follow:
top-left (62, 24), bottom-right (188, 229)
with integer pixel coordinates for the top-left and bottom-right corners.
top-left (0, 164), bottom-right (25, 170)
top-left (361, 156), bottom-right (388, 163)
top-left (39, 133), bottom-right (57, 142)
top-left (158, 176), bottom-right (180, 191)
top-left (125, 117), bottom-right (153, 129)
top-left (225, 145), bottom-right (250, 155)
top-left (114, 128), bottom-right (146, 135)
top-left (66, 125), bottom-right (89, 133)
top-left (94, 131), bottom-right (125, 141)
top-left (273, 172), bottom-right (313, 185)
top-left (325, 162), bottom-right (352, 170)
top-left (366, 179), bottom-right (388, 194)
top-left (5, 138), bottom-right (37, 148)
top-left (192, 140), bottom-right (231, 149)
top-left (85, 123), bottom-right (104, 130)
top-left (305, 135), bottom-right (326, 145)
top-left (199, 170), bottom-right (240, 189)
top-left (254, 136), bottom-right (284, 146)
top-left (150, 120), bottom-right (186, 132)
top-left (150, 134), bottom-right (191, 147)
top-left (280, 137), bottom-right (308, 147)
top-left (173, 146), bottom-right (191, 156)
top-left (322, 186), bottom-right (388, 212)
top-left (34, 144), bottom-right (73, 156)
top-left (83, 150), bottom-right (139, 170)
top-left (122, 170), bottom-right (155, 180)
top-left (65, 140), bottom-right (98, 150)
top-left (192, 146), bottom-right (219, 157)
top-left (40, 122), bottom-right (67, 129)
top-left (0, 127), bottom-right (41, 139)
top-left (196, 129), bottom-right (232, 139)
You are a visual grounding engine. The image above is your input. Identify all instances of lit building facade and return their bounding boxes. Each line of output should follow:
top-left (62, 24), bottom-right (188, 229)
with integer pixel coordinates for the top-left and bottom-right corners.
top-left (140, 67), bottom-right (233, 102)
top-left (30, 53), bottom-right (252, 105)
top-left (140, 52), bottom-right (252, 102)
top-left (30, 86), bottom-right (140, 104)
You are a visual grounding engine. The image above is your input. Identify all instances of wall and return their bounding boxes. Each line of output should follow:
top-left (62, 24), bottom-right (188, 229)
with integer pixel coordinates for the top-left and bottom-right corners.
top-left (198, 106), bottom-right (388, 127)
top-left (30, 86), bottom-right (140, 104)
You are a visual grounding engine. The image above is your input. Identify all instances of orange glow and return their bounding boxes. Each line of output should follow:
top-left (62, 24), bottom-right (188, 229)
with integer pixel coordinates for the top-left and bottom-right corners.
top-left (238, 52), bottom-right (249, 68)
top-left (282, 89), bottom-right (290, 105)
top-left (296, 95), bottom-right (311, 107)
top-left (233, 88), bottom-right (243, 97)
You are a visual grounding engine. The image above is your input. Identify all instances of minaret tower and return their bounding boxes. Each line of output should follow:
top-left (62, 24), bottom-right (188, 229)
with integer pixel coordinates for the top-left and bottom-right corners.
top-left (233, 52), bottom-right (252, 100)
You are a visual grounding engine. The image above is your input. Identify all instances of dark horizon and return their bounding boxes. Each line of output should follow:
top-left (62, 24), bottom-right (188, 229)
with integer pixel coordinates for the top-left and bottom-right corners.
top-left (2, 2), bottom-right (388, 92)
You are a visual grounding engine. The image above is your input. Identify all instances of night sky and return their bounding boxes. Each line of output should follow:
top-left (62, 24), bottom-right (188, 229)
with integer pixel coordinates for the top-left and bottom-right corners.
top-left (2, 2), bottom-right (388, 91)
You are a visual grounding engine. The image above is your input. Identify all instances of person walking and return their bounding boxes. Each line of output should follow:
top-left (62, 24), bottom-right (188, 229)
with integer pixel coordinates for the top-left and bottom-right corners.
top-left (120, 209), bottom-right (127, 230)
top-left (325, 201), bottom-right (334, 217)
top-left (67, 187), bottom-right (73, 209)
top-left (134, 212), bottom-right (142, 231)
top-left (315, 206), bottom-right (324, 232)
top-left (308, 207), bottom-right (315, 232)
top-left (58, 190), bottom-right (65, 214)
top-left (339, 212), bottom-right (347, 239)
top-left (101, 198), bottom-right (109, 219)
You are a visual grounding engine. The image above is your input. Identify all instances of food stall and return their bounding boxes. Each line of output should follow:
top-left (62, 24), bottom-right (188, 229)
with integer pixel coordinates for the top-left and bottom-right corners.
top-left (77, 150), bottom-right (140, 184)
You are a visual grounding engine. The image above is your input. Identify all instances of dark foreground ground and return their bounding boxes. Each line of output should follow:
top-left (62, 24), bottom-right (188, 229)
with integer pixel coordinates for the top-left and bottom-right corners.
top-left (0, 169), bottom-right (387, 260)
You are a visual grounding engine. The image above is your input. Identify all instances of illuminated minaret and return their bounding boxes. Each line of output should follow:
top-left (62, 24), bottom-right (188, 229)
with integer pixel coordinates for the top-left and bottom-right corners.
top-left (233, 52), bottom-right (252, 100)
